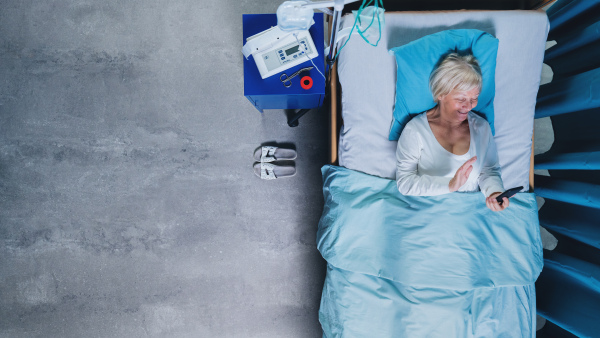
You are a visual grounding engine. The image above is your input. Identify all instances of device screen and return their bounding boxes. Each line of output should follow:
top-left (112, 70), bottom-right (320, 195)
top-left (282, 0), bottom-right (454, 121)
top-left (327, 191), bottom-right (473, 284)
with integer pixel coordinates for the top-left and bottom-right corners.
top-left (285, 45), bottom-right (300, 55)
top-left (496, 186), bottom-right (523, 204)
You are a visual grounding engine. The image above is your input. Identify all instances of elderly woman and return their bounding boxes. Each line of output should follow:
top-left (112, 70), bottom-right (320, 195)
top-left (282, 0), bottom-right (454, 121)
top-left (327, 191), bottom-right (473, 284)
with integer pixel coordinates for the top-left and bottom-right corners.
top-left (396, 53), bottom-right (509, 211)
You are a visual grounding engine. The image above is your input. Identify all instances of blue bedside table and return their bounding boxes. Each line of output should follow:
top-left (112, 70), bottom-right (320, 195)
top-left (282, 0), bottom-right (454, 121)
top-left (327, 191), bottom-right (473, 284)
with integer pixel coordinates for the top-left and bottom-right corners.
top-left (243, 13), bottom-right (326, 113)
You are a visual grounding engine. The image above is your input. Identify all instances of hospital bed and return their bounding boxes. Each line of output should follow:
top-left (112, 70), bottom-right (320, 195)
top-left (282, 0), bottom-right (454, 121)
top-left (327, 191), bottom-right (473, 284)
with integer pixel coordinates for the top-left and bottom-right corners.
top-left (317, 8), bottom-right (550, 337)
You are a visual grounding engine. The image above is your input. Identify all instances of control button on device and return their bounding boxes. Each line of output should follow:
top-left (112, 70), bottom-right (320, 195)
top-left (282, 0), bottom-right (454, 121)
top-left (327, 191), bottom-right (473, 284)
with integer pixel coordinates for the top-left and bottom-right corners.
top-left (300, 76), bottom-right (313, 90)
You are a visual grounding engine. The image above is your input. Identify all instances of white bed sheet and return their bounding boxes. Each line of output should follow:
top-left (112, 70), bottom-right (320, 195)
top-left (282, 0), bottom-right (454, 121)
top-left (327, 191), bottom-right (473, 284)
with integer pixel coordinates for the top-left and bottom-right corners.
top-left (337, 10), bottom-right (549, 191)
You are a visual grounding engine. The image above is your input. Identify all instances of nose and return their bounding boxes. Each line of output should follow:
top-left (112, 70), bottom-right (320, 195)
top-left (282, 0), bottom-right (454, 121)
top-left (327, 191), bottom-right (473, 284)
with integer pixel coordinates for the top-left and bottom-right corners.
top-left (463, 101), bottom-right (474, 112)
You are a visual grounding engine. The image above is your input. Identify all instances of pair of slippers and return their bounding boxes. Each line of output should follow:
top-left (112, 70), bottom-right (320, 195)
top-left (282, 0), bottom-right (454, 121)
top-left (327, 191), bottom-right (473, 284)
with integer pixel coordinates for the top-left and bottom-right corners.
top-left (253, 146), bottom-right (297, 180)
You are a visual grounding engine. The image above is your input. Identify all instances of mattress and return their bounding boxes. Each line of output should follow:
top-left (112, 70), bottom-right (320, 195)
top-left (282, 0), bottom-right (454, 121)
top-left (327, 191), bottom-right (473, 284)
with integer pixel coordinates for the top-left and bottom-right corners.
top-left (336, 10), bottom-right (550, 191)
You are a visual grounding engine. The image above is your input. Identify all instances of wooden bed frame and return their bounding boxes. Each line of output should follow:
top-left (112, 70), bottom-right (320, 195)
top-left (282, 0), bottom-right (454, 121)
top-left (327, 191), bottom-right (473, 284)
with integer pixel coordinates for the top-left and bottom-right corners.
top-left (325, 11), bottom-right (537, 191)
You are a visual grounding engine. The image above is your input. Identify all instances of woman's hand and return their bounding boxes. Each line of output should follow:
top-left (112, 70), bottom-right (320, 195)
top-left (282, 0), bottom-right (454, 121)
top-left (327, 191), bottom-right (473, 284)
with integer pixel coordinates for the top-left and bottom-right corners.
top-left (486, 192), bottom-right (509, 211)
top-left (449, 156), bottom-right (477, 192)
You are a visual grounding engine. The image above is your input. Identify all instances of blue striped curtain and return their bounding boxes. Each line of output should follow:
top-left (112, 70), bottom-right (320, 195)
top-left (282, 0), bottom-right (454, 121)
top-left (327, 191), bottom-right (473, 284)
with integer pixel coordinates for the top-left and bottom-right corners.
top-left (534, 1), bottom-right (600, 336)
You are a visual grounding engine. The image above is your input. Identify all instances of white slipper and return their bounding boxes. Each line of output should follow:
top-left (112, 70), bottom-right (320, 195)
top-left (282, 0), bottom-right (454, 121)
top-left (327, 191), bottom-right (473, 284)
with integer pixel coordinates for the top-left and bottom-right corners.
top-left (253, 162), bottom-right (296, 179)
top-left (253, 146), bottom-right (297, 163)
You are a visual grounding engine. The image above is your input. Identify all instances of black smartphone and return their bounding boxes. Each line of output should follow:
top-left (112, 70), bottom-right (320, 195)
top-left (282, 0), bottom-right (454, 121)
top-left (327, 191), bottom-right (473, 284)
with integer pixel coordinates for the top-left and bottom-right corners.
top-left (496, 186), bottom-right (523, 204)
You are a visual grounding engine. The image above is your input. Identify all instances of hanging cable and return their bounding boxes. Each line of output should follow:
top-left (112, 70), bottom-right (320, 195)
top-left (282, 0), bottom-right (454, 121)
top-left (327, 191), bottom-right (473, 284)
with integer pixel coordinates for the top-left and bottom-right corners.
top-left (294, 32), bottom-right (327, 81)
top-left (333, 0), bottom-right (384, 61)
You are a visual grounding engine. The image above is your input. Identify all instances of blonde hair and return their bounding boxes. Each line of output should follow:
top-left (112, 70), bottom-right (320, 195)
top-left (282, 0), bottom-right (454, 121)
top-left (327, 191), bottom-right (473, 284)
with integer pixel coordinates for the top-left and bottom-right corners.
top-left (429, 53), bottom-right (482, 103)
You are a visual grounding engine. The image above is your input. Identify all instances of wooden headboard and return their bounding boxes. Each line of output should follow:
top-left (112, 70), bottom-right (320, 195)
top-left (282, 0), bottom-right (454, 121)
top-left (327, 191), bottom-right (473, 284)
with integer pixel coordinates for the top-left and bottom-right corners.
top-left (342, 0), bottom-right (552, 13)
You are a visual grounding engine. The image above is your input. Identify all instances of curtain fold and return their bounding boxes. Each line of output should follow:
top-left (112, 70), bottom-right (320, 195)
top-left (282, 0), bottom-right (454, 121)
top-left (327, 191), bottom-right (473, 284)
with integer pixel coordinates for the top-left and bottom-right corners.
top-left (535, 151), bottom-right (600, 170)
top-left (535, 67), bottom-right (600, 118)
top-left (545, 40), bottom-right (600, 79)
top-left (537, 252), bottom-right (600, 338)
top-left (546, 0), bottom-right (600, 39)
top-left (539, 200), bottom-right (600, 250)
top-left (545, 20), bottom-right (600, 61)
top-left (535, 175), bottom-right (600, 209)
top-left (535, 0), bottom-right (600, 335)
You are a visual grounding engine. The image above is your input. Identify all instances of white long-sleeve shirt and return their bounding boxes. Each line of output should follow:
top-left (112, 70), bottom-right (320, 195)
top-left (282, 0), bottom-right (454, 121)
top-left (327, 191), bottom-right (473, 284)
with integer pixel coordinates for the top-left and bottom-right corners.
top-left (396, 112), bottom-right (504, 197)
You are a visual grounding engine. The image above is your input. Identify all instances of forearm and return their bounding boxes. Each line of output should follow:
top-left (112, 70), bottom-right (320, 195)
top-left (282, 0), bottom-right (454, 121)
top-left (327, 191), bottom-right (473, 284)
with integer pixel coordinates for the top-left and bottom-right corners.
top-left (479, 159), bottom-right (504, 197)
top-left (397, 172), bottom-right (452, 196)
top-left (479, 174), bottom-right (504, 197)
top-left (479, 132), bottom-right (504, 197)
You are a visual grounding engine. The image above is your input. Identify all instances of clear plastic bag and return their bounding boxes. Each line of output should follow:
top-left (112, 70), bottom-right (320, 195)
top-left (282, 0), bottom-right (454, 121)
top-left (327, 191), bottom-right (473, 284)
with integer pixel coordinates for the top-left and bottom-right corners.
top-left (277, 1), bottom-right (314, 31)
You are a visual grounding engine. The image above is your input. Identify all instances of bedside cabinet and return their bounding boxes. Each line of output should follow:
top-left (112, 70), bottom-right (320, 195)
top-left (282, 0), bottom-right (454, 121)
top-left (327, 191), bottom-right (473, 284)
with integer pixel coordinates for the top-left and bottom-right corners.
top-left (243, 13), bottom-right (325, 113)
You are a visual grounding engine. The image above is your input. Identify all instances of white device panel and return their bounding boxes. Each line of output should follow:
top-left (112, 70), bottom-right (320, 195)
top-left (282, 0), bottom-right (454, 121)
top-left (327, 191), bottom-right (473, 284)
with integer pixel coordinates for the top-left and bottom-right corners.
top-left (245, 28), bottom-right (318, 79)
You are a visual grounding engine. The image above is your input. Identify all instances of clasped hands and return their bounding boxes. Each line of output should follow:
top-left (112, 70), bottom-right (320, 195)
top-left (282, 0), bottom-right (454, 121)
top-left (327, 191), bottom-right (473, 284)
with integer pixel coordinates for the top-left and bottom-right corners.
top-left (449, 156), bottom-right (509, 212)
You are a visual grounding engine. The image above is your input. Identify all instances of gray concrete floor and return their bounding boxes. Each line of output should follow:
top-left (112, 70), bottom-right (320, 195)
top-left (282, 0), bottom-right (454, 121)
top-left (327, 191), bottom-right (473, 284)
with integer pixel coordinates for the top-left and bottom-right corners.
top-left (0, 1), bottom-right (328, 337)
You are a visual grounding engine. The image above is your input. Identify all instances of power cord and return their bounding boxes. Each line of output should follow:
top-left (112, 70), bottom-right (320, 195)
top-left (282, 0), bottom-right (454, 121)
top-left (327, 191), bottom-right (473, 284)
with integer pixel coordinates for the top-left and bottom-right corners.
top-left (294, 32), bottom-right (326, 81)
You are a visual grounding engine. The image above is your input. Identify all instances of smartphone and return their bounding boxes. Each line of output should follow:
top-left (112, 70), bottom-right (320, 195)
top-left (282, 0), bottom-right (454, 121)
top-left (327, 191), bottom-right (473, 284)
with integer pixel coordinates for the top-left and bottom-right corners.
top-left (496, 186), bottom-right (523, 204)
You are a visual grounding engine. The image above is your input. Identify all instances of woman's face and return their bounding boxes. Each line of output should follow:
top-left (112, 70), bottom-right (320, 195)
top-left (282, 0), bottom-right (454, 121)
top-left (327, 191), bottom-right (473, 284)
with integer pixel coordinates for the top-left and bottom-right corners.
top-left (438, 87), bottom-right (480, 122)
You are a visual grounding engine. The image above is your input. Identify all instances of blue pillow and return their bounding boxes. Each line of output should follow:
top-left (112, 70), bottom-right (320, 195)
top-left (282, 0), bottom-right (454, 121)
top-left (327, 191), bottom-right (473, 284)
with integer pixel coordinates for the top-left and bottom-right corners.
top-left (388, 29), bottom-right (499, 141)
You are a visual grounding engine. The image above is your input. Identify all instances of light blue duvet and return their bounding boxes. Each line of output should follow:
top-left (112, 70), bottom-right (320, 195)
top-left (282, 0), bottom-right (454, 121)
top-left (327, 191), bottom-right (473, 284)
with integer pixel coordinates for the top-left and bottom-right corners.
top-left (317, 165), bottom-right (543, 337)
